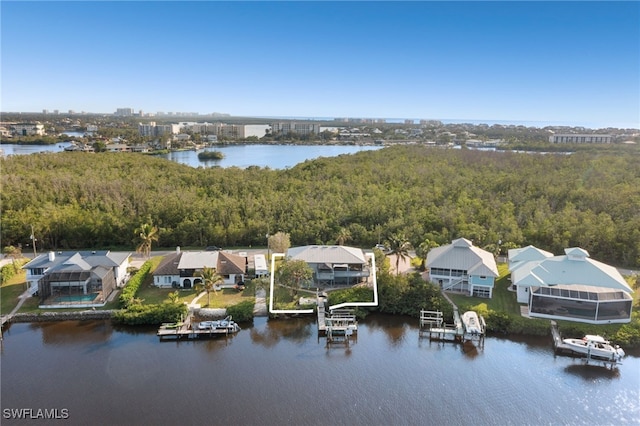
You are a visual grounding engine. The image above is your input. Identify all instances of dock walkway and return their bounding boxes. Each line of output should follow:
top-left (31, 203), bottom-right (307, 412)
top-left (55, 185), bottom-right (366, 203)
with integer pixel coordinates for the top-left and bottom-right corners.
top-left (253, 288), bottom-right (268, 317)
top-left (1, 288), bottom-right (32, 330)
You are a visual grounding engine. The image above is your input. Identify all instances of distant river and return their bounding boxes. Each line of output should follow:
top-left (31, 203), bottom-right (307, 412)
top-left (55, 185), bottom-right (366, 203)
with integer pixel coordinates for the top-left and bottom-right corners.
top-left (1, 316), bottom-right (638, 425)
top-left (156, 144), bottom-right (383, 169)
top-left (0, 142), bottom-right (74, 156)
top-left (1, 142), bottom-right (381, 170)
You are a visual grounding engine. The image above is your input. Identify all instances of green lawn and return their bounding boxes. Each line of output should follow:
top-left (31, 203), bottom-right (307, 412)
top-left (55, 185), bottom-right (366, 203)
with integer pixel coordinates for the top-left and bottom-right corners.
top-left (136, 284), bottom-right (200, 305)
top-left (200, 288), bottom-right (254, 308)
top-left (0, 271), bottom-right (28, 315)
top-left (447, 264), bottom-right (521, 315)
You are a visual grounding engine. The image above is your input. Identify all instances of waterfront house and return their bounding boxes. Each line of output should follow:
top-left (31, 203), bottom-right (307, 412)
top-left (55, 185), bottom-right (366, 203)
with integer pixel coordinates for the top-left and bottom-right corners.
top-left (106, 143), bottom-right (131, 152)
top-left (22, 251), bottom-right (130, 307)
top-left (153, 250), bottom-right (247, 289)
top-left (285, 245), bottom-right (370, 287)
top-left (508, 246), bottom-right (633, 324)
top-left (507, 245), bottom-right (554, 301)
top-left (426, 238), bottom-right (499, 298)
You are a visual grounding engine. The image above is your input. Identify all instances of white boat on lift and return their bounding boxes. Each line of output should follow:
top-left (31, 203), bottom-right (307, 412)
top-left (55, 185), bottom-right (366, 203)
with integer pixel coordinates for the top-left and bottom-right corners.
top-left (562, 334), bottom-right (625, 362)
top-left (461, 311), bottom-right (485, 335)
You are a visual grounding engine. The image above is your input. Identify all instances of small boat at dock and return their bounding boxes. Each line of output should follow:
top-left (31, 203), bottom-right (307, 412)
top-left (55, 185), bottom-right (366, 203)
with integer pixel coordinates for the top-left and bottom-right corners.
top-left (562, 335), bottom-right (625, 362)
top-left (461, 311), bottom-right (485, 335)
top-left (196, 316), bottom-right (239, 332)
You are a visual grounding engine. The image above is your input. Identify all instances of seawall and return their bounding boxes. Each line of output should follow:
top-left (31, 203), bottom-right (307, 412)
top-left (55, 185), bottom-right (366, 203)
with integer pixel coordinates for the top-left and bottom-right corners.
top-left (9, 310), bottom-right (116, 323)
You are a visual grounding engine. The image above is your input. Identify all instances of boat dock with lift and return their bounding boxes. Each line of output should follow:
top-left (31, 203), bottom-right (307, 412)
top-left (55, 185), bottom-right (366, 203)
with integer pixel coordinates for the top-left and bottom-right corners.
top-left (157, 314), bottom-right (240, 340)
top-left (419, 308), bottom-right (486, 344)
top-left (317, 296), bottom-right (357, 344)
top-left (551, 321), bottom-right (624, 368)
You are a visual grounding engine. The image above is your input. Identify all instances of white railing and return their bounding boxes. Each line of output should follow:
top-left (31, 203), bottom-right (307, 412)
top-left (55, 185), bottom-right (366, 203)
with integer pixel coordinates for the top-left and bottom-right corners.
top-left (442, 276), bottom-right (467, 291)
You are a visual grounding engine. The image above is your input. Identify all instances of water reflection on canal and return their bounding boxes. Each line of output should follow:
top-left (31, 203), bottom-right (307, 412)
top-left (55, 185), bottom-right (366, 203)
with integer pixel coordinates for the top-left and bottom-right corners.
top-left (1, 315), bottom-right (638, 425)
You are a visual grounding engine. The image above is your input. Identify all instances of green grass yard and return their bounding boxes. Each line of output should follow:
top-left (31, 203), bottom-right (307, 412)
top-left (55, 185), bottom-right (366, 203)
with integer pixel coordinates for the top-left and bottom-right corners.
top-left (447, 263), bottom-right (521, 315)
top-left (0, 270), bottom-right (28, 315)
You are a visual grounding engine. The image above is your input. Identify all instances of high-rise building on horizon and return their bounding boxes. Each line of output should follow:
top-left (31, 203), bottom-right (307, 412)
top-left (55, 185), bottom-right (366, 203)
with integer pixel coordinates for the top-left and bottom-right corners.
top-left (115, 108), bottom-right (134, 117)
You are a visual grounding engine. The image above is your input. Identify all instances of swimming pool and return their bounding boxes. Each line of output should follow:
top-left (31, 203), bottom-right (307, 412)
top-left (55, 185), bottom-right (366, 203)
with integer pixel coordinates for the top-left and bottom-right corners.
top-left (54, 293), bottom-right (98, 303)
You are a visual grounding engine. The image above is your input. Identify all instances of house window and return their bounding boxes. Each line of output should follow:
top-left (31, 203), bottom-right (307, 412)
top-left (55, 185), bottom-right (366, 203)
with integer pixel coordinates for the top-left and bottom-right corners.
top-left (479, 276), bottom-right (486, 280)
top-left (164, 276), bottom-right (171, 284)
top-left (473, 288), bottom-right (491, 298)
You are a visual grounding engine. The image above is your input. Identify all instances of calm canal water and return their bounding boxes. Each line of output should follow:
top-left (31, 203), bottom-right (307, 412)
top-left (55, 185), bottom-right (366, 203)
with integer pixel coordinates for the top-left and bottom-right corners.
top-left (1, 315), bottom-right (638, 425)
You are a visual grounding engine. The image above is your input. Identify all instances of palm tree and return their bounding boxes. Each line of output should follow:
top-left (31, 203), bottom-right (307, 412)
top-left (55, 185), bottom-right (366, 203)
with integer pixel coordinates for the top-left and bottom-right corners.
top-left (415, 239), bottom-right (439, 271)
top-left (135, 220), bottom-right (159, 259)
top-left (335, 227), bottom-right (352, 246)
top-left (168, 291), bottom-right (180, 304)
top-left (386, 233), bottom-right (413, 276)
top-left (199, 266), bottom-right (224, 307)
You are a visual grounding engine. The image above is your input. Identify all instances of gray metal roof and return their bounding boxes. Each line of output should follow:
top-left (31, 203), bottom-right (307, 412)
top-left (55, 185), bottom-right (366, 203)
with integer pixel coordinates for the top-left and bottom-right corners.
top-left (286, 245), bottom-right (367, 265)
top-left (177, 251), bottom-right (219, 270)
top-left (426, 238), bottom-right (498, 277)
top-left (23, 251), bottom-right (129, 271)
top-left (511, 248), bottom-right (632, 293)
top-left (508, 245), bottom-right (554, 265)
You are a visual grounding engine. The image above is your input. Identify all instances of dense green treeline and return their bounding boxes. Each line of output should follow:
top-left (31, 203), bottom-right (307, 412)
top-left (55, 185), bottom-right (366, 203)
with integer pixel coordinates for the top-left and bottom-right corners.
top-left (2, 146), bottom-right (639, 266)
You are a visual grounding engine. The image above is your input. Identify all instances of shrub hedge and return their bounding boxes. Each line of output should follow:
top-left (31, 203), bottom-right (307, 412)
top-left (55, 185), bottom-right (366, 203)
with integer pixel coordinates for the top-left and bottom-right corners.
top-left (112, 302), bottom-right (187, 325)
top-left (226, 299), bottom-right (255, 322)
top-left (119, 260), bottom-right (152, 307)
top-left (0, 259), bottom-right (28, 284)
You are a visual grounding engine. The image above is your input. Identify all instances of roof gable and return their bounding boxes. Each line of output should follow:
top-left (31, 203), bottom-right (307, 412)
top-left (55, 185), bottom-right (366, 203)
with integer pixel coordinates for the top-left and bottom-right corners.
top-left (217, 252), bottom-right (246, 275)
top-left (153, 252), bottom-right (182, 276)
top-left (508, 245), bottom-right (554, 264)
top-left (426, 239), bottom-right (498, 277)
top-left (564, 247), bottom-right (589, 261)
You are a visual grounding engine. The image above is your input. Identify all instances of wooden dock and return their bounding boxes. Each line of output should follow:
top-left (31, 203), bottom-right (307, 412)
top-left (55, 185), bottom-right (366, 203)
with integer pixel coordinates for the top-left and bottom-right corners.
top-left (317, 297), bottom-right (357, 343)
top-left (157, 315), bottom-right (240, 340)
top-left (1, 315), bottom-right (11, 327)
top-left (317, 296), bottom-right (327, 332)
top-left (419, 309), bottom-right (485, 344)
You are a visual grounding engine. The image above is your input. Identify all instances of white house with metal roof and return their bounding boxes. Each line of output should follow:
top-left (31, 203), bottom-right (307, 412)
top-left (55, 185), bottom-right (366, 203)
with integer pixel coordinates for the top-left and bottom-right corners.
top-left (507, 245), bottom-right (554, 302)
top-left (286, 245), bottom-right (370, 286)
top-left (426, 238), bottom-right (499, 298)
top-left (508, 246), bottom-right (633, 324)
top-left (22, 250), bottom-right (130, 307)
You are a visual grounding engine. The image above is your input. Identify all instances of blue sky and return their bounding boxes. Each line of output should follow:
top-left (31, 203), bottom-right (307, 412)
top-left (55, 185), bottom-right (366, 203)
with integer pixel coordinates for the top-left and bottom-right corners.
top-left (2, 1), bottom-right (639, 128)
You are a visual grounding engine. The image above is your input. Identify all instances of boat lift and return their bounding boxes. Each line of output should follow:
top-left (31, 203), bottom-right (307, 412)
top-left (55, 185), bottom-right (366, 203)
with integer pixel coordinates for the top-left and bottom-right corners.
top-left (550, 321), bottom-right (623, 369)
top-left (419, 308), bottom-right (485, 346)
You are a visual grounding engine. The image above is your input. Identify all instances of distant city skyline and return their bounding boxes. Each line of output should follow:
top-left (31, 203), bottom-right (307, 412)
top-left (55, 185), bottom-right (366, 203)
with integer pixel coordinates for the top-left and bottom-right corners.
top-left (2, 1), bottom-right (639, 129)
